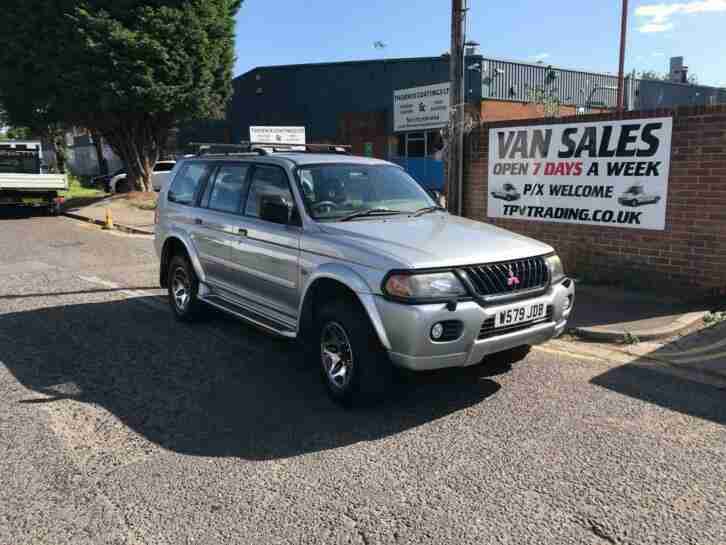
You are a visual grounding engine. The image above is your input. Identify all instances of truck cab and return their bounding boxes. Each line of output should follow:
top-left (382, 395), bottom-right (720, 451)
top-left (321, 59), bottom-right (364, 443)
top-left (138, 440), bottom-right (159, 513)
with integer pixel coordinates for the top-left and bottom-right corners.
top-left (0, 141), bottom-right (67, 215)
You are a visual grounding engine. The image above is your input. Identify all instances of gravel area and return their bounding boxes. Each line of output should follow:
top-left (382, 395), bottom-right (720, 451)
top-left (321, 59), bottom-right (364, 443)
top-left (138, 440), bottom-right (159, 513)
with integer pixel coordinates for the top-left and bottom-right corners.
top-left (1, 211), bottom-right (725, 545)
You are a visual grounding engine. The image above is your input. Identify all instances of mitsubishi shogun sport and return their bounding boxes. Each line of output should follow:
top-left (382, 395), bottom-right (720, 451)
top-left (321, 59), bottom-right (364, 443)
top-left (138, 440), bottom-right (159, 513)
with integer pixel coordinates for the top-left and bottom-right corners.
top-left (155, 146), bottom-right (574, 405)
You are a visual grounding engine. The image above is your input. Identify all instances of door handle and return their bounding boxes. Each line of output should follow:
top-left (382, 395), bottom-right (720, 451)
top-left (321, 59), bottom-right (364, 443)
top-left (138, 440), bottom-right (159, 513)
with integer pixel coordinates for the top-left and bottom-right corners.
top-left (194, 218), bottom-right (203, 225)
top-left (237, 228), bottom-right (248, 237)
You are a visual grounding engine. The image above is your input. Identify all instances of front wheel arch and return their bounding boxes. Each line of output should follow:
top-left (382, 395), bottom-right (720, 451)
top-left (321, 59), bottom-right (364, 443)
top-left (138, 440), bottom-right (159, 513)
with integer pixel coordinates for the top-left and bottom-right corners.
top-left (298, 276), bottom-right (390, 350)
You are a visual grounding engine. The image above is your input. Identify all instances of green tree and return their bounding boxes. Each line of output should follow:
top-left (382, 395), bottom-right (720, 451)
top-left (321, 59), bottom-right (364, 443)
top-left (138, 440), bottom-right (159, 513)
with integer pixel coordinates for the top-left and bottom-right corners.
top-left (639, 70), bottom-right (698, 85)
top-left (526, 66), bottom-right (562, 118)
top-left (0, 1), bottom-right (241, 191)
top-left (4, 127), bottom-right (33, 140)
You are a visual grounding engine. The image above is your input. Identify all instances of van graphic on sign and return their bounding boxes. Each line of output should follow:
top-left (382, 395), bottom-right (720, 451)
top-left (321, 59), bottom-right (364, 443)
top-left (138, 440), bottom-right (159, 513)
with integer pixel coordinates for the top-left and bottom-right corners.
top-left (617, 184), bottom-right (661, 207)
top-left (491, 182), bottom-right (521, 202)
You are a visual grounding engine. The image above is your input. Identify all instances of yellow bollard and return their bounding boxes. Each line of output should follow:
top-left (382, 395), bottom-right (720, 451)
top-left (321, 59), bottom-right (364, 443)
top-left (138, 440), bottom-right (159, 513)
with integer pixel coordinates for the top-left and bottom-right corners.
top-left (103, 208), bottom-right (114, 230)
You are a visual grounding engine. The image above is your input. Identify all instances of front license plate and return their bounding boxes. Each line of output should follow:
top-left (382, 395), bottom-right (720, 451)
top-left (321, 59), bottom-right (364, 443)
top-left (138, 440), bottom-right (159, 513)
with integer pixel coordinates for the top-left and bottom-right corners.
top-left (495, 300), bottom-right (547, 328)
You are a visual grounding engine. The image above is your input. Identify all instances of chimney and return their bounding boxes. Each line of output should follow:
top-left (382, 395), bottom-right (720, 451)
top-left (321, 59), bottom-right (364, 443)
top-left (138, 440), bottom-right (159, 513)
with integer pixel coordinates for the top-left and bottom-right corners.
top-left (669, 56), bottom-right (688, 83)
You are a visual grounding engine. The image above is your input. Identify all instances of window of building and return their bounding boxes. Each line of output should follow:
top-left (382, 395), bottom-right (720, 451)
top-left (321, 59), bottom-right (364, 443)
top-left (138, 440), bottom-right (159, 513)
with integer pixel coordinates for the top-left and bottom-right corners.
top-left (406, 132), bottom-right (426, 157)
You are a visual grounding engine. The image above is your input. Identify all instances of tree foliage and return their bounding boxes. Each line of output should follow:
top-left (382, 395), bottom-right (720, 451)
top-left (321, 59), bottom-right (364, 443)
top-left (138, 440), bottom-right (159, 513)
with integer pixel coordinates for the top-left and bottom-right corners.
top-left (639, 69), bottom-right (698, 85)
top-left (0, 0), bottom-right (241, 190)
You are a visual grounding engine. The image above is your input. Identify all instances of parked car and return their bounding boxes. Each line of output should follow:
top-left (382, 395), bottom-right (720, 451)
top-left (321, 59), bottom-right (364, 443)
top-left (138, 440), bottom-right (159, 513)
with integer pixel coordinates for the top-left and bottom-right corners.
top-left (92, 168), bottom-right (125, 193)
top-left (155, 149), bottom-right (574, 405)
top-left (618, 184), bottom-right (661, 207)
top-left (151, 160), bottom-right (176, 192)
top-left (110, 160), bottom-right (176, 193)
top-left (491, 182), bottom-right (521, 201)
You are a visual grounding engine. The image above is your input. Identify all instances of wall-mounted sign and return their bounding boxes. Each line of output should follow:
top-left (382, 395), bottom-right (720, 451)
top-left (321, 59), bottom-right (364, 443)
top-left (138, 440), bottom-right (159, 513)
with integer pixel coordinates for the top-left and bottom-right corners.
top-left (393, 82), bottom-right (450, 133)
top-left (250, 126), bottom-right (306, 145)
top-left (487, 117), bottom-right (673, 231)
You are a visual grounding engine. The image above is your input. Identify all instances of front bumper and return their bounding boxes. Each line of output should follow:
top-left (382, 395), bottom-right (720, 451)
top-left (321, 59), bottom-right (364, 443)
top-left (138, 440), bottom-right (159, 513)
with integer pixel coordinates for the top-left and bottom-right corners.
top-left (376, 280), bottom-right (575, 371)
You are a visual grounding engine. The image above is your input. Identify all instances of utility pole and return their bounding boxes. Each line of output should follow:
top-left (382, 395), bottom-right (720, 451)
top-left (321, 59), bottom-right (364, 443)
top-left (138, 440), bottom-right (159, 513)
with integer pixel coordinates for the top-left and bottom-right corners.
top-left (447, 0), bottom-right (466, 215)
top-left (616, 0), bottom-right (629, 112)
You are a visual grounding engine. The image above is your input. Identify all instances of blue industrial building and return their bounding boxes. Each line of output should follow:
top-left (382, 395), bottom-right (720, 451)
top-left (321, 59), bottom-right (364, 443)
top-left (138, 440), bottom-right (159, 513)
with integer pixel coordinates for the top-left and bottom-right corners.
top-left (202, 54), bottom-right (726, 191)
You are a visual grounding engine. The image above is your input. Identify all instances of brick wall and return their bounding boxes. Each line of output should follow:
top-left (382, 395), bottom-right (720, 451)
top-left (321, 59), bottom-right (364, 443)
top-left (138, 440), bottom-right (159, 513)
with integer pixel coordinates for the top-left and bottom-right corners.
top-left (337, 111), bottom-right (388, 158)
top-left (462, 105), bottom-right (726, 297)
top-left (480, 99), bottom-right (608, 123)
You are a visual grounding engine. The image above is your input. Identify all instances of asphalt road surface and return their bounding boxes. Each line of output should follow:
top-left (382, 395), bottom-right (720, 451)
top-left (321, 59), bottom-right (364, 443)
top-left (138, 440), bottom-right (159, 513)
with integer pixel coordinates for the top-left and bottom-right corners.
top-left (1, 210), bottom-right (725, 545)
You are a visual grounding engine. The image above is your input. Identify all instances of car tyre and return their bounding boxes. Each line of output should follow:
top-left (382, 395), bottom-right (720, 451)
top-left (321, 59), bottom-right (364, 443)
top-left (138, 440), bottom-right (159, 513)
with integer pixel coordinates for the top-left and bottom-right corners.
top-left (115, 179), bottom-right (129, 194)
top-left (315, 298), bottom-right (393, 407)
top-left (168, 255), bottom-right (203, 322)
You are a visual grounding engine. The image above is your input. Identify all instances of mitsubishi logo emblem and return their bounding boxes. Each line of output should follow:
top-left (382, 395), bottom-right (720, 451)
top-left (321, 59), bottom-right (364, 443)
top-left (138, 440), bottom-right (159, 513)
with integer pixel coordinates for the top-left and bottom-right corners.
top-left (507, 267), bottom-right (520, 288)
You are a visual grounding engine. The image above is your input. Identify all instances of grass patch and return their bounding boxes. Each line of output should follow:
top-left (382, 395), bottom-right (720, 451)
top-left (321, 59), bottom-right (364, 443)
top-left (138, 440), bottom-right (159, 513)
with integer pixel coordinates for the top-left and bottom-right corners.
top-left (61, 175), bottom-right (108, 210)
top-left (62, 175), bottom-right (105, 200)
top-left (703, 311), bottom-right (726, 327)
top-left (123, 191), bottom-right (158, 211)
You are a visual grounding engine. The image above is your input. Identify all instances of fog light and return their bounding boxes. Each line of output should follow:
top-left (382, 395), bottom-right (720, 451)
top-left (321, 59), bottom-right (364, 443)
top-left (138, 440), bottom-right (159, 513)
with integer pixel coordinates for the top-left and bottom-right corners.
top-left (562, 295), bottom-right (573, 312)
top-left (431, 322), bottom-right (444, 340)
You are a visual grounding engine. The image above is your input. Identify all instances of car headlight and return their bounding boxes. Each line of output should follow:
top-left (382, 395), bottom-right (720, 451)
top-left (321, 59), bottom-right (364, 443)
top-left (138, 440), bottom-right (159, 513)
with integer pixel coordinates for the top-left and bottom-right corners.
top-left (383, 271), bottom-right (467, 301)
top-left (545, 254), bottom-right (565, 284)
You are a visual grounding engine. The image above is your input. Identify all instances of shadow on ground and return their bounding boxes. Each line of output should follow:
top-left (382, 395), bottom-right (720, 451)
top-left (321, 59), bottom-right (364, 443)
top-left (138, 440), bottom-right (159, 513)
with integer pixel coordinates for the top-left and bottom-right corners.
top-left (63, 195), bottom-right (110, 211)
top-left (569, 284), bottom-right (710, 330)
top-left (0, 206), bottom-right (48, 220)
top-left (0, 297), bottom-right (504, 460)
top-left (591, 323), bottom-right (726, 426)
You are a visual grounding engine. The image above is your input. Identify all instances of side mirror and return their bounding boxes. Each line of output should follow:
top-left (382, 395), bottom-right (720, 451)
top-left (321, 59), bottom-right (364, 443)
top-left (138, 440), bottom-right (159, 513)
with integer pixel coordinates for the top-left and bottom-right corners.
top-left (427, 189), bottom-right (444, 205)
top-left (260, 195), bottom-right (292, 225)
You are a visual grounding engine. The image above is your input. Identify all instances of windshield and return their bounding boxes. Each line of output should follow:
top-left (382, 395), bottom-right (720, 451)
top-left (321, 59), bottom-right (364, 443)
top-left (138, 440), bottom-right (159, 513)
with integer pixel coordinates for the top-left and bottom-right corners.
top-left (296, 164), bottom-right (435, 220)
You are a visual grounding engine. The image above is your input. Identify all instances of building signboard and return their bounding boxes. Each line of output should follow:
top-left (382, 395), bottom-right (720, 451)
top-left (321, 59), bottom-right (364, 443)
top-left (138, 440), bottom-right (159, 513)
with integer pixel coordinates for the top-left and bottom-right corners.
top-left (393, 83), bottom-right (450, 132)
top-left (487, 117), bottom-right (673, 230)
top-left (250, 126), bottom-right (306, 145)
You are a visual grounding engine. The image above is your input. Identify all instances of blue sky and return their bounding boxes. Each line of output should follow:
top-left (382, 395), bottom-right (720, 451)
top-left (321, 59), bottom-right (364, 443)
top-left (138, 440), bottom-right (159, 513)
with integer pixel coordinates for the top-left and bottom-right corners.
top-left (234, 0), bottom-right (726, 87)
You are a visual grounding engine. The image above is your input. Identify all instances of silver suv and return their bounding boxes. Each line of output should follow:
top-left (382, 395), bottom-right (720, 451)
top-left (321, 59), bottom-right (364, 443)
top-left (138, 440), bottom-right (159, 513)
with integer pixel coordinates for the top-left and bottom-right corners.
top-left (155, 147), bottom-right (574, 405)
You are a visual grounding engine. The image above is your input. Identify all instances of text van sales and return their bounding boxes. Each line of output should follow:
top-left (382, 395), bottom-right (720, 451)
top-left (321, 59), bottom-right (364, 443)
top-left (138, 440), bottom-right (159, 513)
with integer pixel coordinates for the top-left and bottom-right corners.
top-left (496, 122), bottom-right (664, 160)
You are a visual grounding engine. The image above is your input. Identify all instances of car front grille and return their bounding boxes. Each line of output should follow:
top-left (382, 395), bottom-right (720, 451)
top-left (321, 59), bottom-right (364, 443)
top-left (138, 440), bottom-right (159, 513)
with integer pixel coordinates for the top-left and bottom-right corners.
top-left (478, 305), bottom-right (554, 340)
top-left (460, 256), bottom-right (549, 298)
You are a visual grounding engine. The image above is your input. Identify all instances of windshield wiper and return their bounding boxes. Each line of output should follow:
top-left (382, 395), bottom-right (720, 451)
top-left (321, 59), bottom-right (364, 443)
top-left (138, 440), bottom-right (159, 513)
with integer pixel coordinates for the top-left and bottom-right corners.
top-left (412, 205), bottom-right (446, 217)
top-left (338, 208), bottom-right (404, 222)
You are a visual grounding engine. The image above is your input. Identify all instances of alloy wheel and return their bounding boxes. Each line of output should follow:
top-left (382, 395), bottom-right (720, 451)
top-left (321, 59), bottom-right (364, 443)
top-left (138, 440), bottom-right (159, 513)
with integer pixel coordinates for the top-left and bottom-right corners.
top-left (320, 322), bottom-right (354, 390)
top-left (172, 266), bottom-right (191, 312)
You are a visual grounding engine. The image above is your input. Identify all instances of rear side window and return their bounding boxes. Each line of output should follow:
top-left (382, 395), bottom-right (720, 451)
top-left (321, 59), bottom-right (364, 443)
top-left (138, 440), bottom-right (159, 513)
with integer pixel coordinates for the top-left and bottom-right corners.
top-left (244, 165), bottom-right (294, 218)
top-left (206, 164), bottom-right (250, 214)
top-left (154, 162), bottom-right (175, 172)
top-left (168, 162), bottom-right (212, 206)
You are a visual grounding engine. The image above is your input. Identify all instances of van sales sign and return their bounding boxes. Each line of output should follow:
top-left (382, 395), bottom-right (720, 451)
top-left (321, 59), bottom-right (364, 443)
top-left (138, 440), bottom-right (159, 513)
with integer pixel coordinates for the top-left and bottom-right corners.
top-left (487, 117), bottom-right (673, 230)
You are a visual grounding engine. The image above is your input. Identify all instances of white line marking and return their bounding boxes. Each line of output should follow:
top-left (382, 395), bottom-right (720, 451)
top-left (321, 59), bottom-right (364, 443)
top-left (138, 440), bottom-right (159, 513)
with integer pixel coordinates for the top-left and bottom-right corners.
top-left (78, 275), bottom-right (165, 311)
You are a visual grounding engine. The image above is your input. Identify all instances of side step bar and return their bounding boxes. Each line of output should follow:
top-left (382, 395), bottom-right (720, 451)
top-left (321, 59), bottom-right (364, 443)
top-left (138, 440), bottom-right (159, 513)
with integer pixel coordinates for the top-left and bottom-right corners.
top-left (201, 295), bottom-right (297, 338)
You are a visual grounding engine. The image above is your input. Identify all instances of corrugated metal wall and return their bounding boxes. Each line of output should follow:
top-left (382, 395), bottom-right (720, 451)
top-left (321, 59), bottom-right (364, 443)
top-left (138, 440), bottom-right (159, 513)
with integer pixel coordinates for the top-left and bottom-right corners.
top-left (226, 56), bottom-right (726, 146)
top-left (480, 57), bottom-right (726, 111)
top-left (481, 58), bottom-right (619, 109)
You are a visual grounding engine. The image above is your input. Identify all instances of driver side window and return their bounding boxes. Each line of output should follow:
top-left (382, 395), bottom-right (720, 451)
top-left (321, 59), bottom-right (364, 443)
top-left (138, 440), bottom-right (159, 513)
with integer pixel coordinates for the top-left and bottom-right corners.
top-left (244, 165), bottom-right (294, 219)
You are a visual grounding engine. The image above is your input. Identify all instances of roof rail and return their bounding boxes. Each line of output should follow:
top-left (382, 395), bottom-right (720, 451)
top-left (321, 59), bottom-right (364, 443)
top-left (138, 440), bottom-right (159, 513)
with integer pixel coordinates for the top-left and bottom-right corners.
top-left (188, 142), bottom-right (264, 157)
top-left (239, 142), bottom-right (352, 155)
top-left (189, 141), bottom-right (353, 157)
